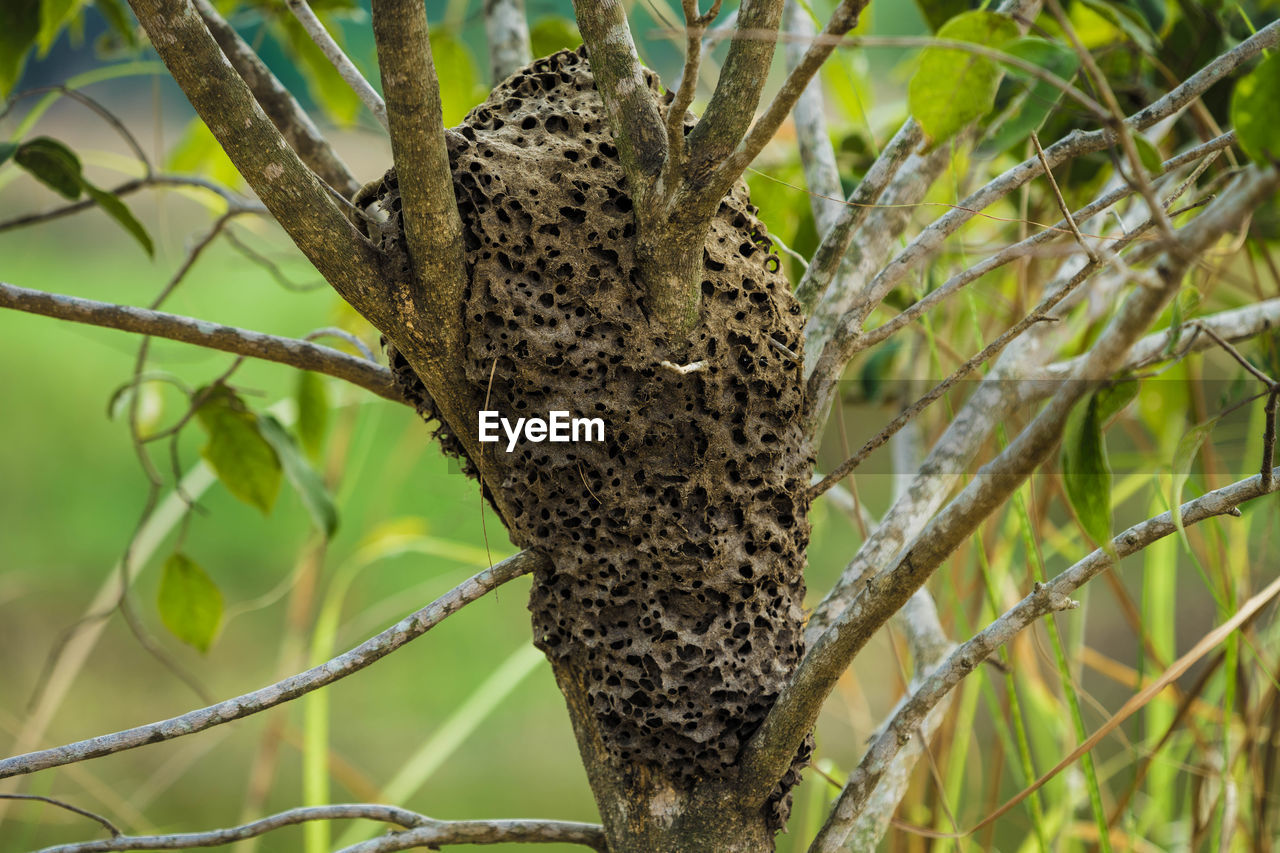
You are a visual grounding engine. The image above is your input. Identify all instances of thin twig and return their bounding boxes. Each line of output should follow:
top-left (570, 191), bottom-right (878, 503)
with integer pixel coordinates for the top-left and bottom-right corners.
top-left (0, 551), bottom-right (546, 779)
top-left (0, 793), bottom-right (121, 838)
top-left (1031, 129), bottom-right (1096, 261)
top-left (285, 0), bottom-right (388, 130)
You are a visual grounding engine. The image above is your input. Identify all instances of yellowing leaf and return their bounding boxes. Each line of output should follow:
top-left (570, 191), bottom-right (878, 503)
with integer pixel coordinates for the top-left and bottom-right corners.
top-left (908, 10), bottom-right (1020, 148)
top-left (158, 553), bottom-right (223, 653)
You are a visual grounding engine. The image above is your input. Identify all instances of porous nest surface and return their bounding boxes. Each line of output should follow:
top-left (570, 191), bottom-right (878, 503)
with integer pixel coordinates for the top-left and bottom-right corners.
top-left (372, 47), bottom-right (812, 824)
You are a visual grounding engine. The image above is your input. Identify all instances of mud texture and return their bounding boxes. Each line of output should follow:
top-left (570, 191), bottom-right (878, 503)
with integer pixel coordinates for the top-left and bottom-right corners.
top-left (369, 47), bottom-right (812, 827)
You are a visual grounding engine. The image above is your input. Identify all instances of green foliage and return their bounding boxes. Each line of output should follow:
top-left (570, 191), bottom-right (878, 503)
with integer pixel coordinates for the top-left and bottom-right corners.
top-left (908, 10), bottom-right (1020, 148)
top-left (1231, 51), bottom-right (1280, 163)
top-left (1061, 390), bottom-right (1115, 553)
top-left (429, 30), bottom-right (481, 126)
top-left (1076, 0), bottom-right (1161, 52)
top-left (259, 413), bottom-right (338, 537)
top-left (1171, 414), bottom-right (1222, 544)
top-left (981, 37), bottom-right (1081, 156)
top-left (8, 136), bottom-right (154, 255)
top-left (168, 118), bottom-right (243, 192)
top-left (39, 0), bottom-right (89, 55)
top-left (295, 371), bottom-right (330, 461)
top-left (529, 15), bottom-right (581, 57)
top-left (195, 384), bottom-right (283, 515)
top-left (157, 553), bottom-right (224, 653)
top-left (276, 14), bottom-right (363, 126)
top-left (94, 0), bottom-right (139, 49)
top-left (0, 0), bottom-right (39, 97)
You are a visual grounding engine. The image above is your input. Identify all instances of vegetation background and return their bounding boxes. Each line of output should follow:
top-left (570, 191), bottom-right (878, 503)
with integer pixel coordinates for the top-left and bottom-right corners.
top-left (1, 0), bottom-right (1277, 850)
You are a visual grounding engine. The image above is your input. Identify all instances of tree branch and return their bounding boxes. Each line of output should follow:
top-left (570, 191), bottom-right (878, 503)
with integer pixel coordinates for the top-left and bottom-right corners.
top-left (286, 0), bottom-right (388, 130)
top-left (484, 0), bottom-right (533, 83)
top-left (33, 803), bottom-right (603, 853)
top-left (0, 793), bottom-right (120, 839)
top-left (804, 18), bottom-right (1280, 405)
top-left (0, 175), bottom-right (263, 233)
top-left (334, 819), bottom-right (609, 853)
top-left (571, 0), bottom-right (667, 180)
top-left (0, 282), bottom-right (405, 404)
top-left (811, 469), bottom-right (1280, 850)
top-left (781, 0), bottom-right (842, 235)
top-left (191, 0), bottom-right (360, 198)
top-left (683, 0), bottom-right (785, 180)
top-left (129, 0), bottom-right (388, 326)
top-left (715, 0), bottom-right (870, 186)
top-left (370, 0), bottom-right (470, 369)
top-left (0, 551), bottom-right (546, 780)
top-left (739, 167), bottom-right (1279, 803)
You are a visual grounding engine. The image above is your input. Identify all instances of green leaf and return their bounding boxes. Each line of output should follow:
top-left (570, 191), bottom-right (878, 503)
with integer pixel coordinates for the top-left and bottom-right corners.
top-left (196, 385), bottom-right (283, 514)
top-left (157, 553), bottom-right (223, 653)
top-left (1133, 135), bottom-right (1164, 174)
top-left (258, 414), bottom-right (338, 537)
top-left (1231, 52), bottom-right (1280, 164)
top-left (95, 0), bottom-right (139, 49)
top-left (1170, 415), bottom-right (1220, 546)
top-left (83, 182), bottom-right (154, 256)
top-left (14, 137), bottom-right (84, 199)
top-left (276, 16), bottom-right (362, 126)
top-left (295, 371), bottom-right (330, 461)
top-left (0, 0), bottom-right (39, 97)
top-left (168, 117), bottom-right (242, 190)
top-left (39, 0), bottom-right (89, 55)
top-left (0, 142), bottom-right (17, 168)
top-left (913, 0), bottom-right (976, 33)
top-left (428, 30), bottom-right (480, 126)
top-left (908, 10), bottom-right (1021, 148)
top-left (981, 37), bottom-right (1080, 156)
top-left (1077, 0), bottom-right (1159, 54)
top-left (1095, 378), bottom-right (1140, 425)
top-left (529, 16), bottom-right (581, 58)
top-left (1061, 392), bottom-right (1114, 553)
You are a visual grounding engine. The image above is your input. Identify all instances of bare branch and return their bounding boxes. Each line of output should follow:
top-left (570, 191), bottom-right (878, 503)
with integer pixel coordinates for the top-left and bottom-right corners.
top-left (0, 282), bottom-right (405, 404)
top-left (781, 1), bottom-right (842, 234)
top-left (793, 120), bottom-right (923, 315)
top-left (0, 551), bottom-right (546, 780)
top-left (811, 469), bottom-right (1280, 849)
top-left (0, 793), bottom-right (120, 838)
top-left (334, 819), bottom-right (609, 853)
top-left (739, 167), bottom-right (1280, 804)
top-left (682, 0), bottom-right (785, 181)
top-left (571, 0), bottom-right (667, 179)
top-left (129, 0), bottom-right (388, 325)
top-left (716, 0), bottom-right (870, 183)
top-left (485, 0), bottom-right (533, 83)
top-left (286, 0), bottom-right (388, 130)
top-left (41, 805), bottom-right (420, 851)
top-left (665, 0), bottom-right (724, 171)
top-left (1054, 296), bottom-right (1280, 378)
top-left (0, 175), bottom-right (262, 234)
top-left (191, 0), bottom-right (359, 198)
top-left (371, 0), bottom-right (470, 364)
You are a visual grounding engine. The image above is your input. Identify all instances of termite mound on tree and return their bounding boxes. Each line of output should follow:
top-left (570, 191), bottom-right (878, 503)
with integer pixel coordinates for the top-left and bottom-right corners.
top-left (366, 47), bottom-right (813, 826)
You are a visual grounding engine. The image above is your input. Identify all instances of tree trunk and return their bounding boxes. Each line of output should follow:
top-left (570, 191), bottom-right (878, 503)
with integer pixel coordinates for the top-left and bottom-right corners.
top-left (370, 48), bottom-right (814, 850)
